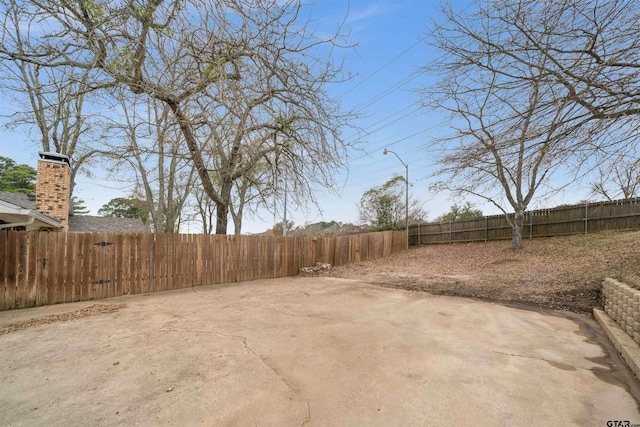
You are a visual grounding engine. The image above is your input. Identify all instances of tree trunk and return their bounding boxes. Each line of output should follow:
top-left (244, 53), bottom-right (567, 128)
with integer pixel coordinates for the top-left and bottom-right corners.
top-left (230, 191), bottom-right (245, 235)
top-left (214, 178), bottom-right (234, 235)
top-left (233, 214), bottom-right (242, 235)
top-left (215, 201), bottom-right (229, 235)
top-left (511, 210), bottom-right (525, 250)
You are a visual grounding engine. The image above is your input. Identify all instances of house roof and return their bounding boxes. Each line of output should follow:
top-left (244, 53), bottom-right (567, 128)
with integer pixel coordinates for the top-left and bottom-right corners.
top-left (0, 191), bottom-right (148, 233)
top-left (0, 192), bottom-right (36, 210)
top-left (0, 192), bottom-right (62, 230)
top-left (67, 215), bottom-right (149, 233)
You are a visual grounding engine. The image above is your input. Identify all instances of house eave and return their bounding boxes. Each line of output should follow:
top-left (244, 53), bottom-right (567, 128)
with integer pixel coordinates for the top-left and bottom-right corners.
top-left (0, 199), bottom-right (62, 230)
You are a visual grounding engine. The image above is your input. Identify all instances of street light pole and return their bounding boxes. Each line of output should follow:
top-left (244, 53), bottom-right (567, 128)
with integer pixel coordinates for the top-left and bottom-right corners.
top-left (383, 148), bottom-right (409, 250)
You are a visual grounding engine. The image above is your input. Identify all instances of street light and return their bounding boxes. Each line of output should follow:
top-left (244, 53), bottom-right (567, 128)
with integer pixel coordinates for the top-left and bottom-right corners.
top-left (383, 148), bottom-right (409, 250)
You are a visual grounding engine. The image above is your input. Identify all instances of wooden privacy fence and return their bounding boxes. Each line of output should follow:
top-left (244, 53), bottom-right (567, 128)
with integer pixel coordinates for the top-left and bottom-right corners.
top-left (410, 197), bottom-right (640, 245)
top-left (0, 230), bottom-right (405, 311)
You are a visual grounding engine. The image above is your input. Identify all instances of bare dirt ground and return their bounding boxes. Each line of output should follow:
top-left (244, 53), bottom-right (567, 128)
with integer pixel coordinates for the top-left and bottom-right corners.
top-left (323, 230), bottom-right (640, 314)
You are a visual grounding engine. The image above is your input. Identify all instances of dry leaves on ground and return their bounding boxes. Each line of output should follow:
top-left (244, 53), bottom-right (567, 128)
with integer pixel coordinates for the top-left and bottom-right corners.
top-left (1, 304), bottom-right (126, 335)
top-left (323, 230), bottom-right (640, 314)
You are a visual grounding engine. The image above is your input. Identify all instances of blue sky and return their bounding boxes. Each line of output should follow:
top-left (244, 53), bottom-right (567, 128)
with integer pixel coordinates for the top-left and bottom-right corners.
top-left (0, 0), bottom-right (591, 233)
top-left (304, 2), bottom-right (438, 224)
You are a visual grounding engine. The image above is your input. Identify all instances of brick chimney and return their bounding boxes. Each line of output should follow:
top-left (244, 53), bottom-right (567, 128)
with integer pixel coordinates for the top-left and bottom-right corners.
top-left (36, 152), bottom-right (71, 231)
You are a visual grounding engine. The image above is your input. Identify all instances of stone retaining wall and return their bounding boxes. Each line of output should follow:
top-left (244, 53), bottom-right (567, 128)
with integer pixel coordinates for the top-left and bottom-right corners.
top-left (602, 278), bottom-right (640, 344)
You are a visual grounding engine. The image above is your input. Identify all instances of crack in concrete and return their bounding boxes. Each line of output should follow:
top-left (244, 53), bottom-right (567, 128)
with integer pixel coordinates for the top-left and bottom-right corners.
top-left (153, 325), bottom-right (313, 424)
top-left (301, 400), bottom-right (312, 427)
top-left (191, 287), bottom-right (216, 304)
top-left (362, 317), bottom-right (600, 374)
top-left (214, 331), bottom-right (312, 426)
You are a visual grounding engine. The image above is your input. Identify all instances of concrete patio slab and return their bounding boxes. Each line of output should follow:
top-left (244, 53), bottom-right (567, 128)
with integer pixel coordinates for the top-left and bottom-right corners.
top-left (1, 277), bottom-right (639, 426)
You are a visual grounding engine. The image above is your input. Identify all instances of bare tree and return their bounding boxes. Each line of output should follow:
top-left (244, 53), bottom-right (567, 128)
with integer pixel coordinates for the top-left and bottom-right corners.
top-left (0, 0), bottom-right (353, 234)
top-left (426, 38), bottom-right (578, 248)
top-left (591, 153), bottom-right (640, 201)
top-left (0, 3), bottom-right (102, 196)
top-left (188, 167), bottom-right (275, 236)
top-left (191, 186), bottom-right (216, 235)
top-left (425, 0), bottom-right (640, 248)
top-left (429, 0), bottom-right (640, 153)
top-left (105, 93), bottom-right (194, 233)
top-left (229, 163), bottom-right (275, 235)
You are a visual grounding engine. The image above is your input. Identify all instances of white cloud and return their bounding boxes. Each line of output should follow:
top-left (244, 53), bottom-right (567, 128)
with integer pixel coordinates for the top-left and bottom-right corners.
top-left (346, 3), bottom-right (385, 24)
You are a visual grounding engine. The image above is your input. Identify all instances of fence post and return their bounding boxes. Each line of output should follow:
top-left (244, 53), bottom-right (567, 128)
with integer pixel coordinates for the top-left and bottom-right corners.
top-left (529, 211), bottom-right (533, 240)
top-left (484, 217), bottom-right (488, 242)
top-left (417, 223), bottom-right (421, 246)
top-left (585, 201), bottom-right (588, 235)
top-left (449, 220), bottom-right (452, 244)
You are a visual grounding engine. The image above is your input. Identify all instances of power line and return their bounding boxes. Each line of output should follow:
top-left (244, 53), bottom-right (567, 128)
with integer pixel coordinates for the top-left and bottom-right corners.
top-left (343, 102), bottom-right (422, 146)
top-left (346, 119), bottom-right (444, 165)
top-left (353, 69), bottom-right (426, 112)
top-left (76, 180), bottom-right (136, 190)
top-left (339, 35), bottom-right (427, 98)
top-left (346, 160), bottom-right (433, 183)
top-left (346, 164), bottom-right (400, 182)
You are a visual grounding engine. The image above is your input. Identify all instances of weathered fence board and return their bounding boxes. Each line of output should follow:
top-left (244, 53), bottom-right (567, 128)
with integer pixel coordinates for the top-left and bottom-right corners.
top-left (7, 232), bottom-right (18, 309)
top-left (26, 232), bottom-right (38, 307)
top-left (410, 197), bottom-right (640, 245)
top-left (0, 232), bottom-right (6, 310)
top-left (0, 230), bottom-right (404, 311)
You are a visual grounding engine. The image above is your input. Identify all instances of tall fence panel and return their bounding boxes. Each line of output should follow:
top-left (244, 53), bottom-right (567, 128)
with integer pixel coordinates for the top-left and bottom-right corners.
top-left (410, 197), bottom-right (640, 245)
top-left (0, 230), bottom-right (404, 311)
top-left (314, 231), bottom-right (404, 266)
